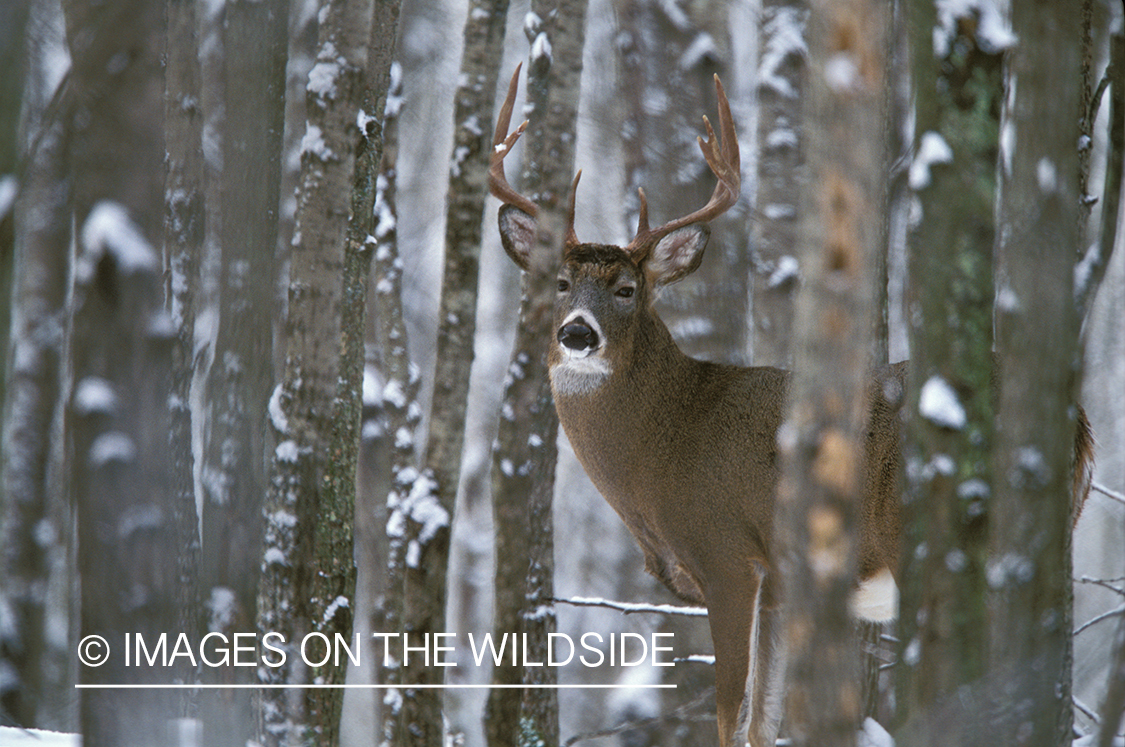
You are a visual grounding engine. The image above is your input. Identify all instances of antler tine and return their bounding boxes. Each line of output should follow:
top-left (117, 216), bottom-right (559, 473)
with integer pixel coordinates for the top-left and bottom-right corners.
top-left (626, 74), bottom-right (741, 256)
top-left (489, 64), bottom-right (538, 217)
top-left (565, 170), bottom-right (582, 247)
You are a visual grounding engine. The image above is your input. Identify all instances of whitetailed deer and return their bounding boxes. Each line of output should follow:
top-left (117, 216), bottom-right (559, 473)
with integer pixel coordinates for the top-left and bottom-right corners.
top-left (489, 69), bottom-right (1095, 747)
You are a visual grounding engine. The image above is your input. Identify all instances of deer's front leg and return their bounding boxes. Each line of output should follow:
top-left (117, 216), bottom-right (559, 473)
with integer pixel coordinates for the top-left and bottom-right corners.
top-left (706, 569), bottom-right (762, 747)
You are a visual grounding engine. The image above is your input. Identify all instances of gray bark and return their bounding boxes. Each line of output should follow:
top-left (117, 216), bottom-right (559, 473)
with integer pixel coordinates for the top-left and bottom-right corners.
top-left (394, 0), bottom-right (511, 739)
top-left (750, 0), bottom-right (806, 368)
top-left (894, 0), bottom-right (1000, 740)
top-left (0, 76), bottom-right (71, 733)
top-left (62, 0), bottom-right (175, 743)
top-left (197, 2), bottom-right (288, 743)
top-left (987, 3), bottom-right (1082, 745)
top-left (163, 0), bottom-right (205, 703)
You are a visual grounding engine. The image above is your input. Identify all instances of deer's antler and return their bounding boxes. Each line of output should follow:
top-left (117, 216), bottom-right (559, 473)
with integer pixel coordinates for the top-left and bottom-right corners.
top-left (626, 75), bottom-right (741, 258)
top-left (489, 65), bottom-right (581, 248)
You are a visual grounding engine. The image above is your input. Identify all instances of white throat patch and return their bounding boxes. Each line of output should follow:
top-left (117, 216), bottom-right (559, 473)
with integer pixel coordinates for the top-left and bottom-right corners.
top-left (550, 355), bottom-right (612, 396)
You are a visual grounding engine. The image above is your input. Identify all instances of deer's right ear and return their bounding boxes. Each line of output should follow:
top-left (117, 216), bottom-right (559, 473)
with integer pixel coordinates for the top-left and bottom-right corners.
top-left (646, 224), bottom-right (710, 287)
top-left (498, 204), bottom-right (535, 272)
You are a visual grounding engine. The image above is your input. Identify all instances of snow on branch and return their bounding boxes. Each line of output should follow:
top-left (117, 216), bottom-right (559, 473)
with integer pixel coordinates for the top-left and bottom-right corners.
top-left (1074, 602), bottom-right (1125, 637)
top-left (555, 596), bottom-right (707, 617)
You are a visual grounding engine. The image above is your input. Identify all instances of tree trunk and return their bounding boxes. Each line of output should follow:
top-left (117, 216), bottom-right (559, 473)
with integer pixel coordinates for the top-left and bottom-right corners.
top-left (196, 2), bottom-right (288, 742)
top-left (751, 0), bottom-right (806, 368)
top-left (62, 0), bottom-right (174, 743)
top-left (163, 0), bottom-right (206, 705)
top-left (0, 65), bottom-right (71, 733)
top-left (988, 3), bottom-right (1082, 745)
top-left (256, 0), bottom-right (401, 742)
top-left (394, 0), bottom-right (511, 740)
top-left (774, 0), bottom-right (887, 744)
top-left (894, 0), bottom-right (1001, 740)
top-left (369, 65), bottom-right (427, 747)
top-left (486, 6), bottom-right (588, 742)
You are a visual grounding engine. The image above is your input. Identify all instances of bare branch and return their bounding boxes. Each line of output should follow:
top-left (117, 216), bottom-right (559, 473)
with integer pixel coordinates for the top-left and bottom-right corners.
top-left (554, 596), bottom-right (707, 617)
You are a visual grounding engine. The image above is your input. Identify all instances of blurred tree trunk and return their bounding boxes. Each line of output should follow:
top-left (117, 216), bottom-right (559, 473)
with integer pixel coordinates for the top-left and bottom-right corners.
top-left (196, 1), bottom-right (287, 743)
top-left (62, 0), bottom-right (175, 743)
top-left (894, 1), bottom-right (1001, 741)
top-left (394, 0), bottom-right (510, 740)
top-left (751, 0), bottom-right (805, 368)
top-left (163, 0), bottom-right (205, 704)
top-left (0, 54), bottom-right (71, 733)
top-left (0, 0), bottom-right (29, 409)
top-left (615, 0), bottom-right (744, 363)
top-left (988, 3), bottom-right (1082, 746)
top-left (774, 0), bottom-right (887, 745)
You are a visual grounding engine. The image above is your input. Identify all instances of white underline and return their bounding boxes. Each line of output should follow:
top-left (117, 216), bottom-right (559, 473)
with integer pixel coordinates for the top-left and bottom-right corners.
top-left (74, 683), bottom-right (677, 690)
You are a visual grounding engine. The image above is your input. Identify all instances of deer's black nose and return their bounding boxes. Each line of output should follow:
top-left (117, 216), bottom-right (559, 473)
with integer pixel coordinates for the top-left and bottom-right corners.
top-left (558, 319), bottom-right (599, 351)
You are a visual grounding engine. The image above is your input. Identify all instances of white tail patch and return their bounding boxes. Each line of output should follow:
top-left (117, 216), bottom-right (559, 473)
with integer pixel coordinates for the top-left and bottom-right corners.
top-left (849, 567), bottom-right (899, 622)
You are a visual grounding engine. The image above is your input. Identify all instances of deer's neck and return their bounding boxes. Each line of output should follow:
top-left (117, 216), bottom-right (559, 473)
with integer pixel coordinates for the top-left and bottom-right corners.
top-left (551, 313), bottom-right (702, 498)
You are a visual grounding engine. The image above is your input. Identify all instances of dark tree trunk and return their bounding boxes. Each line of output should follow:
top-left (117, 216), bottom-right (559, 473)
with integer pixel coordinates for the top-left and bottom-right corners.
top-left (0, 64), bottom-right (71, 734)
top-left (894, 0), bottom-right (1001, 740)
top-left (486, 5), bottom-right (588, 742)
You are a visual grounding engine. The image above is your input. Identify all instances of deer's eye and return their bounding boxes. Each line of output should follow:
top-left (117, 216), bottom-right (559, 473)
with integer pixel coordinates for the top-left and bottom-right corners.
top-left (557, 279), bottom-right (570, 293)
top-left (615, 286), bottom-right (635, 299)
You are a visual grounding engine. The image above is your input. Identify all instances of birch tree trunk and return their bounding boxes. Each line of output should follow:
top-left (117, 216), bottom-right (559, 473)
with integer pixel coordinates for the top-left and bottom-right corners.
top-left (774, 0), bottom-right (887, 744)
top-left (988, 3), bottom-right (1082, 745)
top-left (894, 0), bottom-right (1001, 740)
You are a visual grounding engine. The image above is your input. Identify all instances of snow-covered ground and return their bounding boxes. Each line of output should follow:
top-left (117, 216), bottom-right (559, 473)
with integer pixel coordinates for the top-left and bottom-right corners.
top-left (0, 727), bottom-right (80, 746)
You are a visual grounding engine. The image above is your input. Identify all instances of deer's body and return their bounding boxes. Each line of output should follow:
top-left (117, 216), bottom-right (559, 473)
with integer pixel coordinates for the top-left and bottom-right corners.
top-left (546, 241), bottom-right (908, 745)
top-left (489, 68), bottom-right (1093, 747)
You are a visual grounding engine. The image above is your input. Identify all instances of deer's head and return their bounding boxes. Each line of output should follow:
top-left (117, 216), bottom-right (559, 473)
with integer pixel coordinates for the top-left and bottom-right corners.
top-left (490, 67), bottom-right (740, 396)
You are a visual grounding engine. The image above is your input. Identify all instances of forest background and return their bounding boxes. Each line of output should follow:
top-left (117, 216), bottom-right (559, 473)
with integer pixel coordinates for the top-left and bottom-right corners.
top-left (0, 0), bottom-right (1123, 745)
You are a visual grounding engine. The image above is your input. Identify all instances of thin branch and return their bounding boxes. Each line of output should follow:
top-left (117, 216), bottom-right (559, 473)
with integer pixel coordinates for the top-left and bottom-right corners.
top-left (1075, 695), bottom-right (1101, 725)
top-left (554, 596), bottom-right (708, 617)
top-left (672, 654), bottom-right (716, 665)
top-left (1093, 482), bottom-right (1125, 506)
top-left (1074, 603), bottom-right (1125, 636)
top-left (1077, 576), bottom-right (1125, 597)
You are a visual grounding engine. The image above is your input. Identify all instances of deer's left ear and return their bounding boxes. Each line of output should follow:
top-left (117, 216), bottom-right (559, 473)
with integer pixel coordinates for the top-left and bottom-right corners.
top-left (646, 224), bottom-right (710, 287)
top-left (498, 204), bottom-right (536, 272)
